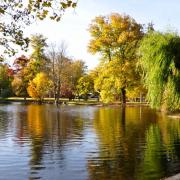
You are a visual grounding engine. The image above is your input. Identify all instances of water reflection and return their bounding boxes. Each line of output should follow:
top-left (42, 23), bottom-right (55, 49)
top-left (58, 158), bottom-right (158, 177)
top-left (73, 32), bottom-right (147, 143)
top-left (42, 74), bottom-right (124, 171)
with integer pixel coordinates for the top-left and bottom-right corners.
top-left (0, 104), bottom-right (180, 179)
top-left (139, 114), bottom-right (180, 179)
top-left (26, 105), bottom-right (86, 179)
top-left (88, 106), bottom-right (180, 180)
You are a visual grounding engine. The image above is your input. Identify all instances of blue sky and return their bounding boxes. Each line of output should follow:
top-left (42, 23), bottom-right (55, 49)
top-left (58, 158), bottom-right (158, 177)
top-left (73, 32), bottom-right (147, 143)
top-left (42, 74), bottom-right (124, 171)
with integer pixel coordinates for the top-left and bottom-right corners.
top-left (24, 0), bottom-right (180, 69)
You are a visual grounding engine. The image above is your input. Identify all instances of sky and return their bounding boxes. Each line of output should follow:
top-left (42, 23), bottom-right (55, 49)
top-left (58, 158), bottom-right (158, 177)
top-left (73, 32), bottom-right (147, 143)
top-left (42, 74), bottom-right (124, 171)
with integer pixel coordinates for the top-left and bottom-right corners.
top-left (24, 0), bottom-right (180, 70)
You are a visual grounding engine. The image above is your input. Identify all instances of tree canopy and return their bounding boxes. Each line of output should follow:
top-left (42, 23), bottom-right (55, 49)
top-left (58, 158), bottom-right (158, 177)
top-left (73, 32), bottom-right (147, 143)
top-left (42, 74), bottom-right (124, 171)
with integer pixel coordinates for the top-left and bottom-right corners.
top-left (0, 0), bottom-right (77, 59)
top-left (27, 72), bottom-right (52, 101)
top-left (138, 31), bottom-right (180, 111)
top-left (88, 13), bottom-right (144, 104)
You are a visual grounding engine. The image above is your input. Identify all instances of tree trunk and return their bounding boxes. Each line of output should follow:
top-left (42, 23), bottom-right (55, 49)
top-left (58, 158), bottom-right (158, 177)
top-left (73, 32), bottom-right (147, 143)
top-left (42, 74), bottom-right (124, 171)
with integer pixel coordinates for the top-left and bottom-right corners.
top-left (55, 78), bottom-right (61, 105)
top-left (54, 84), bottom-right (57, 103)
top-left (121, 87), bottom-right (126, 106)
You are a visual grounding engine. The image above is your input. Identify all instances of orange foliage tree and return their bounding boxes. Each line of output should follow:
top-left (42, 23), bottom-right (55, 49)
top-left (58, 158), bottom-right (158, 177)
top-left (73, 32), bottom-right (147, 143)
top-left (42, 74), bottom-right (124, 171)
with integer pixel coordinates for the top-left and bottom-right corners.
top-left (27, 72), bottom-right (52, 101)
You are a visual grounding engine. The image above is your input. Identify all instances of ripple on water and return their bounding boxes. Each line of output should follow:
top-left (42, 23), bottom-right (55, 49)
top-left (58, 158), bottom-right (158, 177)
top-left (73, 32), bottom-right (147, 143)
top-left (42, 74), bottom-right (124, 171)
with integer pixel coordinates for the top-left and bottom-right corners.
top-left (0, 104), bottom-right (180, 179)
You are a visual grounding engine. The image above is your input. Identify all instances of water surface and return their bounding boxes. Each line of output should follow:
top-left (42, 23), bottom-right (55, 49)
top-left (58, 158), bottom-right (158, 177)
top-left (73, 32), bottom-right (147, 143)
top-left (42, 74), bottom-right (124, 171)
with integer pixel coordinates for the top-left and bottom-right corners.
top-left (0, 103), bottom-right (180, 180)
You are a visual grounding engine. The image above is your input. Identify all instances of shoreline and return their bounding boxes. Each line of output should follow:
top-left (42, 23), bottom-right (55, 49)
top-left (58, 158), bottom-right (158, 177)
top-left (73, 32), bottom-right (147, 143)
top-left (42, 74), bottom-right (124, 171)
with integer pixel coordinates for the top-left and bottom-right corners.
top-left (0, 97), bottom-right (149, 106)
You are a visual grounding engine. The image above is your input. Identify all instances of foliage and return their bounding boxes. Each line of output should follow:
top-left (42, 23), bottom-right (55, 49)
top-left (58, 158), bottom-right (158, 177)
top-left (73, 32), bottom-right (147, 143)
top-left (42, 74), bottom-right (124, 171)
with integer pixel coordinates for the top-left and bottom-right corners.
top-left (138, 31), bottom-right (180, 111)
top-left (27, 72), bottom-right (52, 101)
top-left (0, 0), bottom-right (77, 59)
top-left (88, 13), bottom-right (143, 62)
top-left (30, 34), bottom-right (49, 74)
top-left (93, 60), bottom-right (141, 103)
top-left (12, 55), bottom-right (30, 97)
top-left (0, 64), bottom-right (13, 97)
top-left (48, 43), bottom-right (86, 101)
top-left (70, 60), bottom-right (87, 91)
top-left (12, 77), bottom-right (25, 97)
top-left (76, 75), bottom-right (94, 100)
top-left (88, 13), bottom-right (144, 104)
top-left (126, 85), bottom-right (146, 99)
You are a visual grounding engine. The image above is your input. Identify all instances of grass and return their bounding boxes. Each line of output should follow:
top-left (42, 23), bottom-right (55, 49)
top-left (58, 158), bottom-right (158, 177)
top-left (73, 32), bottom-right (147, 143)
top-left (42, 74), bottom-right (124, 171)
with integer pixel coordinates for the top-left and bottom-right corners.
top-left (0, 97), bottom-right (100, 105)
top-left (0, 97), bottom-right (148, 106)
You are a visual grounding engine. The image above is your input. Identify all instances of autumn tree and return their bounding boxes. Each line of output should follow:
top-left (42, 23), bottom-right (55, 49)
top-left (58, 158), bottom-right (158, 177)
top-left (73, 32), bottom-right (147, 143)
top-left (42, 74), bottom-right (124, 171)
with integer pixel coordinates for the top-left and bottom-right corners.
top-left (11, 55), bottom-right (30, 97)
top-left (48, 43), bottom-right (86, 103)
top-left (76, 75), bottom-right (94, 100)
top-left (88, 13), bottom-right (144, 104)
top-left (70, 60), bottom-right (87, 92)
top-left (14, 34), bottom-right (49, 95)
top-left (60, 60), bottom-right (87, 100)
top-left (12, 34), bottom-right (48, 98)
top-left (0, 0), bottom-right (77, 59)
top-left (138, 31), bottom-right (180, 111)
top-left (27, 72), bottom-right (52, 102)
top-left (48, 42), bottom-right (68, 103)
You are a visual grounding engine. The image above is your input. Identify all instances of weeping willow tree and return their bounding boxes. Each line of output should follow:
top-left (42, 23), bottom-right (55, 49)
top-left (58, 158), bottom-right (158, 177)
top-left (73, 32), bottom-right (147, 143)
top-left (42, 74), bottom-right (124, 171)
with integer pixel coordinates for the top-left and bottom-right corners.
top-left (138, 31), bottom-right (180, 111)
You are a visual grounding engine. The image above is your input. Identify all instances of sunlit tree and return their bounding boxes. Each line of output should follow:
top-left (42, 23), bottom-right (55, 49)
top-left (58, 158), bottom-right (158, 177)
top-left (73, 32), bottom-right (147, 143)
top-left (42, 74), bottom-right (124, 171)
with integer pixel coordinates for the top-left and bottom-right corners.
top-left (48, 43), bottom-right (86, 102)
top-left (27, 72), bottom-right (52, 102)
top-left (76, 75), bottom-right (94, 100)
top-left (88, 13), bottom-right (144, 104)
top-left (138, 31), bottom-right (180, 111)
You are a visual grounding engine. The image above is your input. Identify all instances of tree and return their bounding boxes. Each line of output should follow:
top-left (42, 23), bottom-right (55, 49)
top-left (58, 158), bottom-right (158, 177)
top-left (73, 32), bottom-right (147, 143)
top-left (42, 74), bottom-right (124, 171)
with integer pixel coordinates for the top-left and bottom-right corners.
top-left (48, 43), bottom-right (87, 103)
top-left (70, 60), bottom-right (87, 92)
top-left (0, 64), bottom-right (13, 97)
top-left (88, 13), bottom-right (143, 105)
top-left (48, 42), bottom-right (68, 103)
top-left (11, 55), bottom-right (30, 97)
top-left (29, 34), bottom-right (49, 74)
top-left (93, 60), bottom-right (142, 103)
top-left (0, 0), bottom-right (77, 59)
top-left (60, 60), bottom-right (87, 100)
top-left (138, 31), bottom-right (180, 111)
top-left (11, 35), bottom-right (49, 98)
top-left (76, 75), bottom-right (94, 100)
top-left (27, 72), bottom-right (52, 102)
top-left (13, 34), bottom-right (49, 95)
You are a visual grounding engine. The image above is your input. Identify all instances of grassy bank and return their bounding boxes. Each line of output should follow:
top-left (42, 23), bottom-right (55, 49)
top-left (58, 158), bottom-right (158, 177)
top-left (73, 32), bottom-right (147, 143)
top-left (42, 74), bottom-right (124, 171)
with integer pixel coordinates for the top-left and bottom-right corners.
top-left (0, 97), bottom-right (100, 105)
top-left (0, 97), bottom-right (149, 106)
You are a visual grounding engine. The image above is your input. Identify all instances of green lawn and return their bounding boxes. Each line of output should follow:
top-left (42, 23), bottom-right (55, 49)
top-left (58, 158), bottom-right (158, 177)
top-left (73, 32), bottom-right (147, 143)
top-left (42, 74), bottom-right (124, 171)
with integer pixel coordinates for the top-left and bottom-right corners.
top-left (0, 97), bottom-right (148, 106)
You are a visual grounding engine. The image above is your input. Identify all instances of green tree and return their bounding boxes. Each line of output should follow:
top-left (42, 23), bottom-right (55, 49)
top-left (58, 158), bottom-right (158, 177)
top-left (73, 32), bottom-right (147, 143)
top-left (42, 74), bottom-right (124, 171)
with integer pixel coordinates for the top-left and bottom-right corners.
top-left (138, 31), bottom-right (180, 111)
top-left (88, 13), bottom-right (143, 104)
top-left (29, 34), bottom-right (49, 74)
top-left (0, 64), bottom-right (13, 97)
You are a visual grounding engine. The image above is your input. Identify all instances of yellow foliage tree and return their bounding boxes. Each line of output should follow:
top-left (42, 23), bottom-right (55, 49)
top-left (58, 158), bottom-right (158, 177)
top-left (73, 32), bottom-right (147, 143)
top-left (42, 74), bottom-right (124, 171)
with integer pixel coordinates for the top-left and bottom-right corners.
top-left (27, 72), bottom-right (52, 101)
top-left (88, 13), bottom-right (144, 104)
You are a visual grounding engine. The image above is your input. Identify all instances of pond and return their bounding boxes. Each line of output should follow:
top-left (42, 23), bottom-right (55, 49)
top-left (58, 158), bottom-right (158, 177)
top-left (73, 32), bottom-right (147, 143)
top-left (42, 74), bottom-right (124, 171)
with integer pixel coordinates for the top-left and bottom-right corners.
top-left (0, 103), bottom-right (180, 180)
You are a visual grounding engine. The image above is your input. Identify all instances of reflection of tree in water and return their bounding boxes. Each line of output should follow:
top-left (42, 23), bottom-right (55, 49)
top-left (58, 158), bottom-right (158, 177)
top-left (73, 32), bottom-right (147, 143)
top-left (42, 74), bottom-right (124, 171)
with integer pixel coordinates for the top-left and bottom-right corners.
top-left (15, 104), bottom-right (84, 177)
top-left (138, 114), bottom-right (180, 179)
top-left (0, 104), bottom-right (29, 138)
top-left (27, 105), bottom-right (46, 170)
top-left (87, 106), bottom-right (165, 180)
top-left (0, 110), bottom-right (11, 137)
top-left (4, 104), bottom-right (180, 179)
